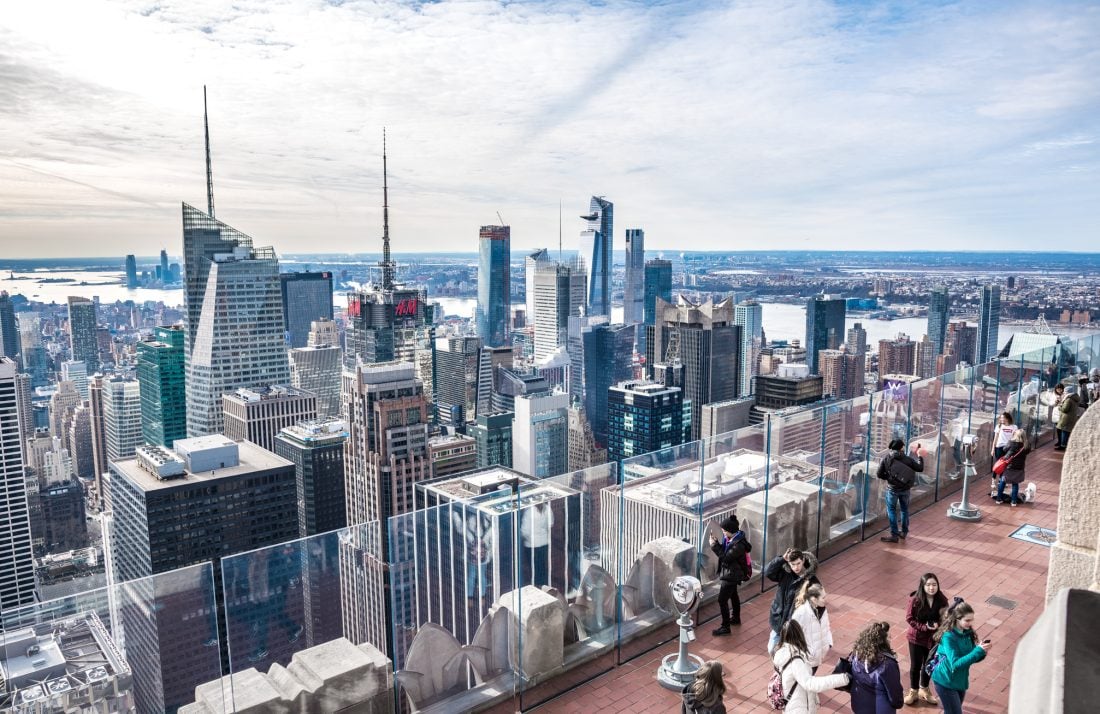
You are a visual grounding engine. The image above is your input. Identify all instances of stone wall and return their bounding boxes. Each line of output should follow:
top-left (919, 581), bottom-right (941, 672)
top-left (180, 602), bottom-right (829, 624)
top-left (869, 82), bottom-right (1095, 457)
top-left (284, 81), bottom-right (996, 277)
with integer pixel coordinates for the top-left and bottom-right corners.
top-left (1046, 402), bottom-right (1100, 600)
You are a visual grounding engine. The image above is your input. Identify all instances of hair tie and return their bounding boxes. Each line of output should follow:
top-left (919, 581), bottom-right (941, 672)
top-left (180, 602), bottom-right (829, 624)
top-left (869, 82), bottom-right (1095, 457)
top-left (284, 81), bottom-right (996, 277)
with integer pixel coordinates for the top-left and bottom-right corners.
top-left (948, 596), bottom-right (965, 612)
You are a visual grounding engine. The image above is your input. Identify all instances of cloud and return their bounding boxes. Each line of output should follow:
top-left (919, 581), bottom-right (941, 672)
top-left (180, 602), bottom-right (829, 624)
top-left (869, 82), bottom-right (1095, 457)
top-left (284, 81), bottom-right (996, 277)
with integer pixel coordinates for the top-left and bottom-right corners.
top-left (0, 0), bottom-right (1098, 257)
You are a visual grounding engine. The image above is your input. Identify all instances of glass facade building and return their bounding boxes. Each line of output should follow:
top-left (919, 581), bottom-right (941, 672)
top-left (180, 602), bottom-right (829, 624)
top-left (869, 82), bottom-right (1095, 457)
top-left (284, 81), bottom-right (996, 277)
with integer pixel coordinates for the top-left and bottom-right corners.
top-left (280, 272), bottom-right (334, 348)
top-left (578, 196), bottom-right (613, 317)
top-left (66, 296), bottom-right (99, 374)
top-left (928, 286), bottom-right (950, 357)
top-left (623, 229), bottom-right (645, 325)
top-left (136, 325), bottom-right (186, 447)
top-left (0, 291), bottom-right (19, 361)
top-left (476, 225), bottom-right (511, 347)
top-left (643, 259), bottom-right (673, 326)
top-left (978, 284), bottom-right (1001, 363)
top-left (471, 412), bottom-right (513, 469)
top-left (606, 379), bottom-right (688, 464)
top-left (581, 323), bottom-right (635, 447)
top-left (804, 295), bottom-right (846, 374)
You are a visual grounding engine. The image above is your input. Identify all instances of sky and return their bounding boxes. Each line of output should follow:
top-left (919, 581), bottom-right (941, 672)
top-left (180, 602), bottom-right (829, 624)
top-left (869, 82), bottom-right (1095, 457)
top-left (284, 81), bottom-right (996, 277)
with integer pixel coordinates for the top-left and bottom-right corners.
top-left (1, 0), bottom-right (1098, 257)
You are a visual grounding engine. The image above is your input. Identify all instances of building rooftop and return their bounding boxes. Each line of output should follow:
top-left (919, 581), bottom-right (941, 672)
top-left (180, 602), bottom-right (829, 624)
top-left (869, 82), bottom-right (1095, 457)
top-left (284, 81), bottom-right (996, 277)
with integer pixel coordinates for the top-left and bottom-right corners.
top-left (279, 418), bottom-right (348, 443)
top-left (225, 384), bottom-right (309, 403)
top-left (111, 439), bottom-right (291, 492)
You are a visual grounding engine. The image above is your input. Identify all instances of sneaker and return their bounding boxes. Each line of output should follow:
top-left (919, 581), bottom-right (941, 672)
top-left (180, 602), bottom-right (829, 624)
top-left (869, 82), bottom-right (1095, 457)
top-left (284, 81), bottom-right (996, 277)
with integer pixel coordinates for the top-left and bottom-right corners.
top-left (1011, 502), bottom-right (1018, 507)
top-left (880, 535), bottom-right (900, 543)
top-left (711, 626), bottom-right (731, 636)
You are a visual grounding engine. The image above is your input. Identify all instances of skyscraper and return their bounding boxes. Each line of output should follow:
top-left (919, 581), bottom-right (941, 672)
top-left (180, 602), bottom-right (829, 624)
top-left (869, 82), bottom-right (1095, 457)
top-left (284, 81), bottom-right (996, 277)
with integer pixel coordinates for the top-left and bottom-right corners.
top-left (102, 378), bottom-right (142, 462)
top-left (846, 322), bottom-right (867, 356)
top-left (512, 391), bottom-right (569, 479)
top-left (125, 254), bottom-right (139, 289)
top-left (927, 286), bottom-right (950, 357)
top-left (280, 272), bottom-right (334, 348)
top-left (734, 301), bottom-right (764, 396)
top-left (471, 412), bottom-right (513, 469)
top-left (573, 321), bottom-right (634, 447)
top-left (607, 379), bottom-right (688, 464)
top-left (805, 294), bottom-right (846, 374)
top-left (977, 284), bottom-right (1001, 363)
top-left (915, 334), bottom-right (937, 379)
top-left (223, 385), bottom-right (318, 453)
top-left (532, 259), bottom-right (586, 361)
top-left (136, 325), bottom-right (187, 447)
top-left (67, 296), bottom-right (99, 374)
top-left (160, 249), bottom-right (170, 282)
top-left (0, 291), bottom-right (20, 361)
top-left (643, 259), bottom-right (673, 326)
top-left (623, 228), bottom-right (645, 325)
top-left (0, 357), bottom-right (35, 612)
top-left (433, 336), bottom-right (482, 430)
top-left (945, 321), bottom-right (978, 366)
top-left (289, 320), bottom-right (342, 418)
top-left (476, 225), bottom-right (511, 347)
top-left (61, 359), bottom-right (89, 401)
top-left (525, 248), bottom-right (549, 326)
top-left (274, 418), bottom-right (348, 537)
top-left (878, 334), bottom-right (917, 377)
top-left (646, 297), bottom-right (741, 440)
top-left (818, 348), bottom-right (865, 400)
top-left (475, 344), bottom-right (513, 419)
top-left (578, 196), bottom-right (613, 317)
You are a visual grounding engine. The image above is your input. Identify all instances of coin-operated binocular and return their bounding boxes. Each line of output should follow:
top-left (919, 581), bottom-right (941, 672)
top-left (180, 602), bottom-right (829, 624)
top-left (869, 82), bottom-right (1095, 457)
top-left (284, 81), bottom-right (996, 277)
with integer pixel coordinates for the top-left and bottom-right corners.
top-left (657, 576), bottom-right (704, 690)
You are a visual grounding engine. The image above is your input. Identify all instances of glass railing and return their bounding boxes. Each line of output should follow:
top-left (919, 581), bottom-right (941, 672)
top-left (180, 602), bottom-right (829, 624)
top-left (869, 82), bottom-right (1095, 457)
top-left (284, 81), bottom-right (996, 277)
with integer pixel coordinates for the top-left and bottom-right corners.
top-left (32, 332), bottom-right (1095, 713)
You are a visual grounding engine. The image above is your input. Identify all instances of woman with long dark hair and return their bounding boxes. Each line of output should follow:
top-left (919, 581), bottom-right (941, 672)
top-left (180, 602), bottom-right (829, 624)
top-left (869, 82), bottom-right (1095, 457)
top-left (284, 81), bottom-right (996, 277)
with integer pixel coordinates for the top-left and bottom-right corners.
top-left (771, 619), bottom-right (850, 714)
top-left (681, 660), bottom-right (726, 714)
top-left (905, 573), bottom-right (949, 704)
top-left (930, 601), bottom-right (990, 714)
top-left (848, 621), bottom-right (904, 713)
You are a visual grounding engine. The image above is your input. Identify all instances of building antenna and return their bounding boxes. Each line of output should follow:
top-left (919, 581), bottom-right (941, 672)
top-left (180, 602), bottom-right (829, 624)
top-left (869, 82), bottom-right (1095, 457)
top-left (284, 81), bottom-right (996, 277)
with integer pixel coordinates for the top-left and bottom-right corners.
top-left (203, 85), bottom-right (215, 218)
top-left (381, 128), bottom-right (394, 290)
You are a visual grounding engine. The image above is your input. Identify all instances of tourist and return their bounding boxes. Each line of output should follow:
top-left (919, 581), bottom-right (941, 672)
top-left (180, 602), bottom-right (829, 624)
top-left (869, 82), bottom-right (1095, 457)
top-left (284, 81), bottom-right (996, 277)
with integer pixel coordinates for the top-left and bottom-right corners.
top-left (771, 619), bottom-right (850, 714)
top-left (681, 660), bottom-right (727, 714)
top-left (876, 439), bottom-right (924, 543)
top-left (930, 601), bottom-right (989, 714)
top-left (1054, 383), bottom-right (1079, 450)
top-left (765, 547), bottom-right (820, 654)
top-left (790, 583), bottom-right (833, 673)
top-left (848, 621), bottom-right (904, 713)
top-left (990, 412), bottom-right (1018, 489)
top-left (709, 515), bottom-right (752, 636)
top-left (904, 573), bottom-right (949, 705)
top-left (994, 430), bottom-right (1030, 507)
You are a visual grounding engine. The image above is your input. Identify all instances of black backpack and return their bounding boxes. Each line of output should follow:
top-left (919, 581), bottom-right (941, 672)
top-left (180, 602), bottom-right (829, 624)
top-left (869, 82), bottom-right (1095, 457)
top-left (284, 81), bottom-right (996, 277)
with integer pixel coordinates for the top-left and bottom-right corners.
top-left (885, 454), bottom-right (916, 489)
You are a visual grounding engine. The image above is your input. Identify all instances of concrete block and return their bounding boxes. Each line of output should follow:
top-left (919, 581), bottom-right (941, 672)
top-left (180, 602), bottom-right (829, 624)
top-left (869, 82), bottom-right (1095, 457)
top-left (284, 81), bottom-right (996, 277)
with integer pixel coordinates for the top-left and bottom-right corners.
top-left (498, 585), bottom-right (564, 680)
top-left (1056, 405), bottom-right (1100, 549)
top-left (639, 536), bottom-right (696, 611)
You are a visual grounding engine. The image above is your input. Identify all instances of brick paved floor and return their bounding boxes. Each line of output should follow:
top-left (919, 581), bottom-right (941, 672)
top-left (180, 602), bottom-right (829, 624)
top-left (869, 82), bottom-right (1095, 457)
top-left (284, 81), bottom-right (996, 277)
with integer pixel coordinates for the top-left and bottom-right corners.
top-left (536, 445), bottom-right (1064, 713)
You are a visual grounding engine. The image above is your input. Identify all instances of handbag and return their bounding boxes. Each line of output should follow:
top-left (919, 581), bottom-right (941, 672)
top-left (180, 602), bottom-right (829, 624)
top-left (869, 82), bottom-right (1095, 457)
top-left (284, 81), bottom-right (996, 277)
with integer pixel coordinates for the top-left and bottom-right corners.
top-left (992, 447), bottom-right (1021, 476)
top-left (831, 655), bottom-right (853, 693)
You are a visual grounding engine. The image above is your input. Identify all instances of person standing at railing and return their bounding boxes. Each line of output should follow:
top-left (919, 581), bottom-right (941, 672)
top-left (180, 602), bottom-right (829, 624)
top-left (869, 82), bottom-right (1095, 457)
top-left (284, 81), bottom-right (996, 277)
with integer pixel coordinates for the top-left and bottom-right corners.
top-left (708, 515), bottom-right (752, 637)
top-left (877, 439), bottom-right (924, 544)
top-left (989, 412), bottom-right (1018, 490)
top-left (1053, 383), bottom-right (1079, 450)
top-left (765, 547), bottom-right (819, 654)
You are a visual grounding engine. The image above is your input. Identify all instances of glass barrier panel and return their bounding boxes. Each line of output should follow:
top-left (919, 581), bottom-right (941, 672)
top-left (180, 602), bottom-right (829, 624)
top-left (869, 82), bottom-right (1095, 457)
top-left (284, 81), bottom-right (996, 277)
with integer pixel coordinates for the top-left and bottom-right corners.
top-left (765, 407), bottom-right (827, 561)
top-left (1014, 348), bottom-right (1048, 449)
top-left (907, 375), bottom-right (943, 512)
top-left (861, 383), bottom-right (909, 538)
top-left (938, 368), bottom-right (973, 501)
top-left (1, 563), bottom-right (222, 714)
top-left (817, 397), bottom-right (872, 560)
top-left (615, 440), bottom-right (703, 664)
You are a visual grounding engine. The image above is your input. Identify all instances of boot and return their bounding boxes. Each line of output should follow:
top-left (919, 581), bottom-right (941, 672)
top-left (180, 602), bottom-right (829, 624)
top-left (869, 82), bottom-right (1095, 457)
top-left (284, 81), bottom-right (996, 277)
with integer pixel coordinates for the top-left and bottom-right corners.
top-left (919, 686), bottom-right (938, 705)
top-left (903, 688), bottom-right (918, 706)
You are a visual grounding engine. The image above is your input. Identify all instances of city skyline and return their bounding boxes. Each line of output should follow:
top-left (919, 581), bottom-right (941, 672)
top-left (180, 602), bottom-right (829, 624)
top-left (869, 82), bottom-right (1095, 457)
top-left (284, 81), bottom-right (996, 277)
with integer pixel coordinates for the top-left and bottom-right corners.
top-left (3, 1), bottom-right (1099, 257)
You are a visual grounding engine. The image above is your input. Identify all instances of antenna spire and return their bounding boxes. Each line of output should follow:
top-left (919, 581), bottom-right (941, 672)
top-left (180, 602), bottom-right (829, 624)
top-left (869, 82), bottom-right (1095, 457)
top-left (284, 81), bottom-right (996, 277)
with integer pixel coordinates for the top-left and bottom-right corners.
top-left (203, 85), bottom-right (215, 218)
top-left (558, 199), bottom-right (562, 261)
top-left (381, 128), bottom-right (394, 290)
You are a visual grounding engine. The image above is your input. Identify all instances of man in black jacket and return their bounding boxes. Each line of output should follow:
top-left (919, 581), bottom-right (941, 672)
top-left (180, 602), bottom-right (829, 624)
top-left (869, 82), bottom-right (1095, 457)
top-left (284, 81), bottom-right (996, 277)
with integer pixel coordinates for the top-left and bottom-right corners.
top-left (764, 547), bottom-right (819, 653)
top-left (877, 438), bottom-right (925, 543)
top-left (709, 515), bottom-right (752, 636)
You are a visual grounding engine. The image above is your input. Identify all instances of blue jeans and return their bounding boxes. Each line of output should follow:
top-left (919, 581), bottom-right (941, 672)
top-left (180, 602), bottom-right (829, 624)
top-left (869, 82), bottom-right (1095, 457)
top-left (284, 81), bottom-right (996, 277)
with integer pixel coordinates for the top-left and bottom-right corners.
top-left (996, 478), bottom-right (1020, 504)
top-left (768, 628), bottom-right (781, 654)
top-left (934, 682), bottom-right (965, 714)
top-left (885, 490), bottom-right (910, 537)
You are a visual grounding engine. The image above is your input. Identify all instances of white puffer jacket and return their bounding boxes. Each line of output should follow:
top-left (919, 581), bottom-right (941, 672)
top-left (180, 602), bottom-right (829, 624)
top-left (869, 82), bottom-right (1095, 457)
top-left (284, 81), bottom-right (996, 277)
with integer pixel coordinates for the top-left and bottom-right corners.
top-left (791, 602), bottom-right (833, 668)
top-left (772, 645), bottom-right (849, 714)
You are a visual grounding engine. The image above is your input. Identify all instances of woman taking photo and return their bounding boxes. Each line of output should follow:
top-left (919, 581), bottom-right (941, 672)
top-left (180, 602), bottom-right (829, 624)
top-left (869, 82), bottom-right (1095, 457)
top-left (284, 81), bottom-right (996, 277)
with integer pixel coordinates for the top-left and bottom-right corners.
top-left (930, 601), bottom-right (989, 714)
top-left (905, 573), bottom-right (949, 704)
top-left (848, 621), bottom-right (904, 713)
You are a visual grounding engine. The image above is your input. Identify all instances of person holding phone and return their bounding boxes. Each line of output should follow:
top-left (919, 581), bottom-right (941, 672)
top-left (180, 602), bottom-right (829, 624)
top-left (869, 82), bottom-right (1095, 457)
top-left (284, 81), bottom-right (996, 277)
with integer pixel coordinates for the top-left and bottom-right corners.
top-left (930, 601), bottom-right (989, 714)
top-left (876, 439), bottom-right (924, 543)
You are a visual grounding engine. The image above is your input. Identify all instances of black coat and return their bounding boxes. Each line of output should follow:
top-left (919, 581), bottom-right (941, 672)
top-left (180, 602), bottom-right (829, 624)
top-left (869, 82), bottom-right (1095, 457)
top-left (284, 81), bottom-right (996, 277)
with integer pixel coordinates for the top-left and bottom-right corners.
top-left (765, 556), bottom-right (820, 632)
top-left (1002, 441), bottom-right (1029, 484)
top-left (711, 532), bottom-right (752, 584)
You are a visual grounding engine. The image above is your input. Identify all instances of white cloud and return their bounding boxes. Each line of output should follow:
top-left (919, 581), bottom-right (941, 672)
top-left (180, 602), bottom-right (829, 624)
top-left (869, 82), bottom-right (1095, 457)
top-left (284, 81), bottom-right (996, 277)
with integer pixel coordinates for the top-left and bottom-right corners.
top-left (0, 0), bottom-right (1098, 257)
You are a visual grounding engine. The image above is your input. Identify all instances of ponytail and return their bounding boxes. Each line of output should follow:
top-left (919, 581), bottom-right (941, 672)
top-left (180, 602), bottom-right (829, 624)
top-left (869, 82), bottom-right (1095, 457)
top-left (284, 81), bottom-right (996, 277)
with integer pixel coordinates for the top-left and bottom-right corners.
top-left (933, 598), bottom-right (976, 644)
top-left (794, 581), bottom-right (824, 609)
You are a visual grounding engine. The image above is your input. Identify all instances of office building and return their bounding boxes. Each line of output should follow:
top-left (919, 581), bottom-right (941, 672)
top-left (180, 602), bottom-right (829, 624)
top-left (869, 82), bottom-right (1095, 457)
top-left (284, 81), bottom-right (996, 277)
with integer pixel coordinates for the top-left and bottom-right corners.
top-left (512, 391), bottom-right (569, 479)
top-left (734, 301), bottom-right (764, 396)
top-left (578, 196), bottom-right (613, 317)
top-left (607, 379), bottom-right (689, 464)
top-left (804, 294), bottom-right (846, 374)
top-left (0, 291), bottom-right (20, 361)
top-left (915, 334), bottom-right (937, 379)
top-left (274, 418), bottom-right (348, 537)
top-left (524, 248), bottom-right (550, 326)
top-left (67, 296), bottom-right (99, 374)
top-left (18, 316), bottom-right (47, 388)
top-left (927, 287), bottom-right (950, 357)
top-left (428, 433), bottom-right (478, 479)
top-left (569, 320), bottom-right (634, 447)
top-left (0, 358), bottom-right (36, 612)
top-left (532, 259), bottom-right (587, 361)
top-left (29, 476), bottom-right (88, 556)
top-left (102, 378), bottom-right (142, 464)
top-left (752, 364), bottom-right (824, 424)
top-left (476, 225), bottom-right (511, 347)
top-left (846, 322), bottom-right (867, 357)
top-left (471, 412), bottom-right (513, 469)
top-left (643, 259), bottom-right (673, 327)
top-left (69, 404), bottom-right (95, 479)
top-left (977, 284), bottom-right (1001, 363)
top-left (87, 375), bottom-right (108, 504)
top-left (878, 334), bottom-right (917, 377)
top-left (61, 359), bottom-right (89, 401)
top-left (125, 254), bottom-right (139, 289)
top-left (646, 296), bottom-right (741, 440)
top-left (49, 380), bottom-right (83, 444)
top-left (699, 397), bottom-right (755, 438)
top-left (223, 385), bottom-right (318, 453)
top-left (289, 344), bottom-right (341, 419)
top-left (434, 336), bottom-right (482, 430)
top-left (280, 271), bottom-right (334, 348)
top-left (160, 248), bottom-right (170, 282)
top-left (818, 348), bottom-right (865, 400)
top-left (15, 372), bottom-right (32, 444)
top-left (623, 228), bottom-right (645, 325)
top-left (476, 345), bottom-right (513, 419)
top-left (492, 368), bottom-right (550, 415)
top-left (945, 321), bottom-right (978, 366)
top-left (567, 404), bottom-right (605, 470)
top-left (108, 436), bottom-right (297, 712)
top-left (136, 325), bottom-right (187, 448)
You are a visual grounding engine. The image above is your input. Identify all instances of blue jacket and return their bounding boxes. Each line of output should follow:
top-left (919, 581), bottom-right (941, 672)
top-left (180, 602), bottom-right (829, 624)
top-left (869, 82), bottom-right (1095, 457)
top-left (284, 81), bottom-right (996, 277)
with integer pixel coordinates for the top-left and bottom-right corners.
top-left (849, 653), bottom-right (904, 714)
top-left (931, 628), bottom-right (986, 692)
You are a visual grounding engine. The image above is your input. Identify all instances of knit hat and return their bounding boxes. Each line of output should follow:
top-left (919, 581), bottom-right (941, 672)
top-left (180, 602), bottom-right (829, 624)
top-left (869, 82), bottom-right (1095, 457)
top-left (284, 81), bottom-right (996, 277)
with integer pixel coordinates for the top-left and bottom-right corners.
top-left (719, 516), bottom-right (739, 534)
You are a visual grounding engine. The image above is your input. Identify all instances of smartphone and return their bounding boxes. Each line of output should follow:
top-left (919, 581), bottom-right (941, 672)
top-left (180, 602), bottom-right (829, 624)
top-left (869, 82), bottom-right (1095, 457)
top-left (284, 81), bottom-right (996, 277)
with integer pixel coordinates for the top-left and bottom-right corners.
top-left (982, 639), bottom-right (991, 644)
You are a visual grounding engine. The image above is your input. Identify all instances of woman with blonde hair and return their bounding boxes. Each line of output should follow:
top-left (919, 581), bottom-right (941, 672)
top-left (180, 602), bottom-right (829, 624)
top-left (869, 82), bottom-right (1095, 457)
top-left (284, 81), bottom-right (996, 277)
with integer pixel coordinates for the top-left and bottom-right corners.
top-left (791, 582), bottom-right (833, 673)
top-left (681, 660), bottom-right (726, 714)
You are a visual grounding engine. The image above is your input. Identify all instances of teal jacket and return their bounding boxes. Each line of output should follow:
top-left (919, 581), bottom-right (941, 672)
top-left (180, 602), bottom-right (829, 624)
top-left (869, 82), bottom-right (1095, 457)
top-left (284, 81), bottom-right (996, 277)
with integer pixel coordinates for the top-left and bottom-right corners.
top-left (931, 628), bottom-right (986, 691)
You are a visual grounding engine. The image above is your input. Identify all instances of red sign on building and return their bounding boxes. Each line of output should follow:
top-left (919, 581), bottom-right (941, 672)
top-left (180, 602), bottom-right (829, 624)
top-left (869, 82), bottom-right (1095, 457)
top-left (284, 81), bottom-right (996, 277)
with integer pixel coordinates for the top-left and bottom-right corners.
top-left (347, 297), bottom-right (361, 318)
top-left (394, 298), bottom-right (418, 317)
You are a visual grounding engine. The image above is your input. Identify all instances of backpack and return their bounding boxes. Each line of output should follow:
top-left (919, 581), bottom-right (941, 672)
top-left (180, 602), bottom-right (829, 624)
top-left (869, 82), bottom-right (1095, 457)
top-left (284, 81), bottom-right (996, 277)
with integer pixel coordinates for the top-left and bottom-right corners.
top-left (885, 454), bottom-right (916, 489)
top-left (744, 552), bottom-right (754, 579)
top-left (923, 645), bottom-right (943, 678)
top-left (767, 655), bottom-right (801, 709)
